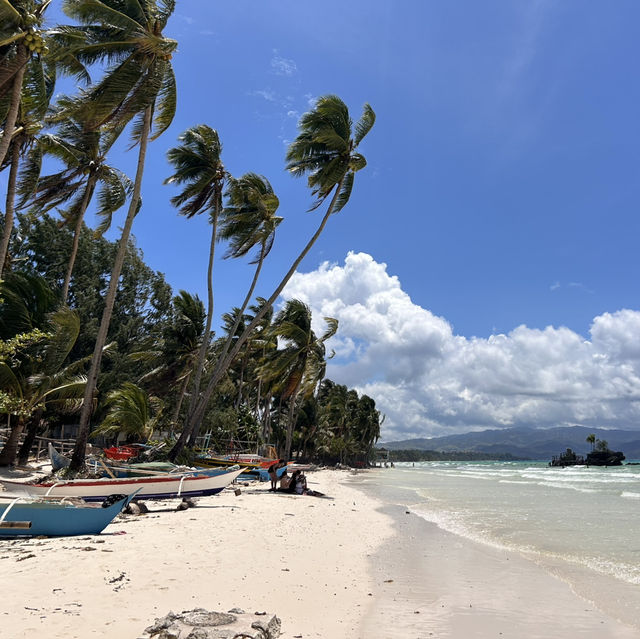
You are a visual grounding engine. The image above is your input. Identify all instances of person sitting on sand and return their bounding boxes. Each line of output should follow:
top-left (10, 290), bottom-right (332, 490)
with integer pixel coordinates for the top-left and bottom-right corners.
top-left (279, 470), bottom-right (291, 490)
top-left (282, 469), bottom-right (307, 494)
top-left (294, 472), bottom-right (308, 495)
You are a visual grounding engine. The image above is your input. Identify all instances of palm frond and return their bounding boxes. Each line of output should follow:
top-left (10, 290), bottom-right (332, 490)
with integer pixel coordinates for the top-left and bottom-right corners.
top-left (62, 0), bottom-right (145, 32)
top-left (0, 0), bottom-right (21, 26)
top-left (354, 103), bottom-right (375, 145)
top-left (332, 170), bottom-right (353, 214)
top-left (41, 307), bottom-right (80, 375)
top-left (0, 361), bottom-right (23, 398)
top-left (16, 143), bottom-right (42, 207)
top-left (150, 57), bottom-right (176, 140)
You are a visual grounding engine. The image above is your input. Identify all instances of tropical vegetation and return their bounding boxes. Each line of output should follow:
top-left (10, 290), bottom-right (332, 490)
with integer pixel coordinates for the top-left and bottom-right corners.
top-left (0, 1), bottom-right (381, 471)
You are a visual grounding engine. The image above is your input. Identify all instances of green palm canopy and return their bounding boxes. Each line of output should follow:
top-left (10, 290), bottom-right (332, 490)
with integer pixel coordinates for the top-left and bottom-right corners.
top-left (52, 0), bottom-right (177, 143)
top-left (174, 95), bottom-right (375, 459)
top-left (59, 0), bottom-right (178, 472)
top-left (285, 94), bottom-right (374, 212)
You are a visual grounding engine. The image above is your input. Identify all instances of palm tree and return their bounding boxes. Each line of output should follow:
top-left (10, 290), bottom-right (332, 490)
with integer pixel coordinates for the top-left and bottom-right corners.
top-left (0, 306), bottom-right (86, 466)
top-left (21, 109), bottom-right (131, 301)
top-left (260, 299), bottom-right (337, 460)
top-left (55, 0), bottom-right (178, 472)
top-left (166, 171), bottom-right (283, 459)
top-left (178, 175), bottom-right (282, 452)
top-left (164, 125), bottom-right (227, 429)
top-left (173, 96), bottom-right (374, 458)
top-left (0, 0), bottom-right (51, 167)
top-left (134, 290), bottom-right (205, 432)
top-left (91, 382), bottom-right (161, 443)
top-left (586, 433), bottom-right (596, 451)
top-left (0, 271), bottom-right (56, 338)
top-left (213, 174), bottom-right (282, 367)
top-left (0, 42), bottom-right (55, 278)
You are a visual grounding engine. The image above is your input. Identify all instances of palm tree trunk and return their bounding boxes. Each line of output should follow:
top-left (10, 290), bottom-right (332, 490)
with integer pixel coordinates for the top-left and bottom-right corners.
top-left (171, 370), bottom-right (191, 433)
top-left (172, 181), bottom-right (345, 460)
top-left (185, 200), bottom-right (218, 421)
top-left (69, 106), bottom-right (153, 472)
top-left (260, 390), bottom-right (272, 440)
top-left (284, 393), bottom-right (299, 461)
top-left (17, 410), bottom-right (43, 466)
top-left (0, 46), bottom-right (27, 168)
top-left (0, 415), bottom-right (25, 466)
top-left (183, 242), bottom-right (267, 451)
top-left (174, 213), bottom-right (218, 455)
top-left (0, 140), bottom-right (21, 279)
top-left (62, 176), bottom-right (98, 303)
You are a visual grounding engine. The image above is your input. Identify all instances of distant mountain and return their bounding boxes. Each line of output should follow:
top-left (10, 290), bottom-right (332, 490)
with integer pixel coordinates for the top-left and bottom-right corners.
top-left (380, 426), bottom-right (640, 460)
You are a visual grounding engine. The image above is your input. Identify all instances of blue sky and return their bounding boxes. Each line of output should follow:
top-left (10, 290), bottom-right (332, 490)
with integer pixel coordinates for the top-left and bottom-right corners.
top-left (12, 1), bottom-right (640, 440)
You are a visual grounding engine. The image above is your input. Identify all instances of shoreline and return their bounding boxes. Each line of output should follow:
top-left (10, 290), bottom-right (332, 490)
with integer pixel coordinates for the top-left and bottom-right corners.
top-left (352, 470), bottom-right (639, 638)
top-left (3, 466), bottom-right (638, 638)
top-left (0, 468), bottom-right (394, 639)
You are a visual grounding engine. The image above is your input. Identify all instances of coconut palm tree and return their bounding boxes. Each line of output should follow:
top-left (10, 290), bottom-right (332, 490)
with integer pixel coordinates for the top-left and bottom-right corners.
top-left (21, 109), bottom-right (131, 301)
top-left (0, 305), bottom-right (86, 466)
top-left (0, 0), bottom-right (51, 167)
top-left (91, 382), bottom-right (161, 443)
top-left (173, 96), bottom-right (374, 459)
top-left (586, 433), bottom-right (596, 451)
top-left (0, 43), bottom-right (55, 278)
top-left (133, 290), bottom-right (205, 432)
top-left (178, 175), bottom-right (282, 452)
top-left (164, 125), bottom-right (227, 428)
top-left (213, 173), bottom-right (282, 367)
top-left (54, 0), bottom-right (178, 472)
top-left (260, 299), bottom-right (337, 460)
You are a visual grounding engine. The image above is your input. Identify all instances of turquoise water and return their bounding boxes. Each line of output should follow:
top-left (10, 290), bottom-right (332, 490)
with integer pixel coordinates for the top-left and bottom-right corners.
top-left (360, 461), bottom-right (640, 629)
top-left (388, 461), bottom-right (640, 585)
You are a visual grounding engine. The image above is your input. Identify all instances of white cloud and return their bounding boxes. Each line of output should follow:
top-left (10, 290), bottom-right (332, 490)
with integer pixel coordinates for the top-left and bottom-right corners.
top-left (270, 53), bottom-right (297, 76)
top-left (251, 89), bottom-right (276, 102)
top-left (282, 252), bottom-right (640, 441)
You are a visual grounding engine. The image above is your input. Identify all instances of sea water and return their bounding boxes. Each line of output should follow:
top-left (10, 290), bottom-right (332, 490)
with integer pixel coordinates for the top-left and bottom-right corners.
top-left (358, 461), bottom-right (640, 630)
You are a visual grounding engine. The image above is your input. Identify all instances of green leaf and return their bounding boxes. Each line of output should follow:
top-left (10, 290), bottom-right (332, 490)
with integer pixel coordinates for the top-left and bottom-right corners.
top-left (354, 103), bottom-right (375, 146)
top-left (332, 171), bottom-right (354, 214)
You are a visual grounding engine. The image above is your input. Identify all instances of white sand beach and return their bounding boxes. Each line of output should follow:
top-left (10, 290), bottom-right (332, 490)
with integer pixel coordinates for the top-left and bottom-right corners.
top-left (0, 469), bottom-right (393, 638)
top-left (1, 468), bottom-right (638, 638)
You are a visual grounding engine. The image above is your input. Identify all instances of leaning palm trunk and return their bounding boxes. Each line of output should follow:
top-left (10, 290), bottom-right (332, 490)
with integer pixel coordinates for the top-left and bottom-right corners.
top-left (69, 107), bottom-right (152, 472)
top-left (62, 176), bottom-right (98, 302)
top-left (173, 180), bottom-right (344, 460)
top-left (0, 415), bottom-right (25, 466)
top-left (181, 242), bottom-right (267, 451)
top-left (17, 410), bottom-right (43, 466)
top-left (184, 201), bottom-right (218, 426)
top-left (0, 46), bottom-right (27, 168)
top-left (284, 388), bottom-right (301, 461)
top-left (0, 140), bottom-right (21, 278)
top-left (170, 370), bottom-right (191, 433)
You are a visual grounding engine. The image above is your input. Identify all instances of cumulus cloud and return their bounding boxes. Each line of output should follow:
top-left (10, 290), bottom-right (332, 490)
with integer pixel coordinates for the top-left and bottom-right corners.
top-left (282, 252), bottom-right (640, 441)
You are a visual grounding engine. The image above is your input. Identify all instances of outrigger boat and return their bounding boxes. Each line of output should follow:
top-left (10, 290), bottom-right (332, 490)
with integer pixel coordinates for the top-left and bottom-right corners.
top-left (0, 466), bottom-right (244, 502)
top-left (0, 492), bottom-right (136, 537)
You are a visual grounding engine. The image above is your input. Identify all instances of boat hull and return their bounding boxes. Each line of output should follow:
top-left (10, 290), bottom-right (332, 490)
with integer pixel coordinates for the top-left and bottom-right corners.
top-left (0, 468), bottom-right (244, 502)
top-left (0, 493), bottom-right (134, 537)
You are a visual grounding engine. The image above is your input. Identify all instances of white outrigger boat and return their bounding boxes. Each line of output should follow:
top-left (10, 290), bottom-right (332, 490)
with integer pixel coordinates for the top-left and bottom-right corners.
top-left (0, 466), bottom-right (244, 502)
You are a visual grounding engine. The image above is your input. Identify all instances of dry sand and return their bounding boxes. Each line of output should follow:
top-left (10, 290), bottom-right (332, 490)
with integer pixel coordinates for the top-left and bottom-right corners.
top-left (0, 469), bottom-right (394, 638)
top-left (1, 467), bottom-right (638, 639)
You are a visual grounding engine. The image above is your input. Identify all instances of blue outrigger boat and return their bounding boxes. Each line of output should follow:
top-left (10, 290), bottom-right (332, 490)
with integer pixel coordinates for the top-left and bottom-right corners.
top-left (0, 492), bottom-right (136, 537)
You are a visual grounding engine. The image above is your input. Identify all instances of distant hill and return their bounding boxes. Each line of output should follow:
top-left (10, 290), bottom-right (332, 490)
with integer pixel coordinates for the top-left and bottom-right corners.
top-left (380, 426), bottom-right (640, 460)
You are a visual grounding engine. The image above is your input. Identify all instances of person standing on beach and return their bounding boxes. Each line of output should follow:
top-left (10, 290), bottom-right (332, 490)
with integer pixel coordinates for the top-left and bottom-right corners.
top-left (268, 460), bottom-right (286, 491)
